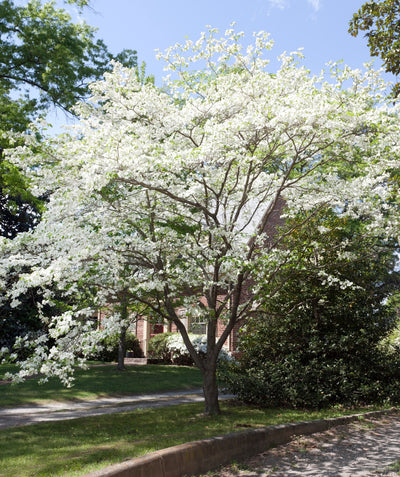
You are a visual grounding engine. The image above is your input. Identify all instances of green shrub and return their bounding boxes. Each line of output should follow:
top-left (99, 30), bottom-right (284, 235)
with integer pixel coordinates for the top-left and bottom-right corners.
top-left (147, 333), bottom-right (174, 363)
top-left (125, 332), bottom-right (143, 358)
top-left (219, 209), bottom-right (400, 408)
top-left (219, 351), bottom-right (400, 408)
top-left (91, 331), bottom-right (142, 362)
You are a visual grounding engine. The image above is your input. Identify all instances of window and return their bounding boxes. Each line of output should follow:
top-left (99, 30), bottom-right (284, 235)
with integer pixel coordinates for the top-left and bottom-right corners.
top-left (189, 317), bottom-right (207, 335)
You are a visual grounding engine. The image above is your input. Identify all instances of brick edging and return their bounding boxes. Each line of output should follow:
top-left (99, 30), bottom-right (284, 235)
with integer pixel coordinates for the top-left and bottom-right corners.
top-left (82, 408), bottom-right (397, 477)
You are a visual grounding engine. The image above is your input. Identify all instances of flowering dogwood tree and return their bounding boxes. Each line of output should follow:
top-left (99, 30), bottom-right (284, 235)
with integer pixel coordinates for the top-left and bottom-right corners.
top-left (3, 27), bottom-right (400, 415)
top-left (0, 200), bottom-right (149, 376)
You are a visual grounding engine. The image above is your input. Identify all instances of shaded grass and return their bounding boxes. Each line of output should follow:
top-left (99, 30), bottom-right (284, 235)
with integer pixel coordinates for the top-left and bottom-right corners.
top-left (0, 364), bottom-right (203, 407)
top-left (0, 400), bottom-right (391, 477)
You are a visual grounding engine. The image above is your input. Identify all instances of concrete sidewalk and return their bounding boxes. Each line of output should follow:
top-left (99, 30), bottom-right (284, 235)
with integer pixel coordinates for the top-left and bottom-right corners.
top-left (0, 389), bottom-right (233, 430)
top-left (212, 412), bottom-right (400, 477)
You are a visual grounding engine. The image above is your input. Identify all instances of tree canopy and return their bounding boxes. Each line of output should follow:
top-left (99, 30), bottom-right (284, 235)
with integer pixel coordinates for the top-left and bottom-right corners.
top-left (3, 27), bottom-right (400, 415)
top-left (349, 0), bottom-right (400, 98)
top-left (0, 0), bottom-right (138, 238)
top-left (0, 0), bottom-right (137, 131)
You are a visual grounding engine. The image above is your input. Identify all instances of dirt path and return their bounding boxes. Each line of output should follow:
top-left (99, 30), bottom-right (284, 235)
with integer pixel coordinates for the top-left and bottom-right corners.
top-left (214, 413), bottom-right (400, 477)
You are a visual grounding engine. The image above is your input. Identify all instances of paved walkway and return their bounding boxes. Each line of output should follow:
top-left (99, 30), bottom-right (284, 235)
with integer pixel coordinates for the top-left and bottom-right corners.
top-left (215, 413), bottom-right (400, 477)
top-left (0, 389), bottom-right (232, 429)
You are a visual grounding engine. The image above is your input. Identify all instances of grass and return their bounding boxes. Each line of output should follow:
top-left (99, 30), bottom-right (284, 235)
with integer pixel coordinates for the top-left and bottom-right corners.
top-left (0, 363), bottom-right (394, 477)
top-left (0, 400), bottom-right (391, 477)
top-left (385, 461), bottom-right (400, 474)
top-left (0, 363), bottom-right (203, 407)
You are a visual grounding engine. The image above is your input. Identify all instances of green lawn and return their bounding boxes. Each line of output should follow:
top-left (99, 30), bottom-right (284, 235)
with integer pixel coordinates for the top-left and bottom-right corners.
top-left (0, 363), bottom-right (393, 477)
top-left (0, 400), bottom-right (390, 477)
top-left (0, 363), bottom-right (203, 407)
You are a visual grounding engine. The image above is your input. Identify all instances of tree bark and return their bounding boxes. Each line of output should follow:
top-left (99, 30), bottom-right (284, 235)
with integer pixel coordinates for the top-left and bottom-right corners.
top-left (166, 292), bottom-right (223, 415)
top-left (117, 325), bottom-right (127, 371)
top-left (202, 362), bottom-right (221, 415)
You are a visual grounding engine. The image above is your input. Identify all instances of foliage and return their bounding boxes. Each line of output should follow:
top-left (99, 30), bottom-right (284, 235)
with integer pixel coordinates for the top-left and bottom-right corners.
top-left (0, 293), bottom-right (44, 356)
top-left (89, 331), bottom-right (142, 362)
top-left (0, 0), bottom-right (138, 238)
top-left (220, 210), bottom-right (400, 408)
top-left (4, 26), bottom-right (400, 415)
top-left (0, 0), bottom-right (137, 125)
top-left (147, 332), bottom-right (174, 363)
top-left (0, 266), bottom-right (42, 352)
top-left (0, 267), bottom-right (79, 357)
top-left (0, 158), bottom-right (44, 238)
top-left (349, 0), bottom-right (400, 98)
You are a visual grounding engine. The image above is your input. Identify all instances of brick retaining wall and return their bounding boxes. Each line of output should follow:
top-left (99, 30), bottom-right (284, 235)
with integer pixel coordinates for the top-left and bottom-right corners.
top-left (82, 409), bottom-right (397, 477)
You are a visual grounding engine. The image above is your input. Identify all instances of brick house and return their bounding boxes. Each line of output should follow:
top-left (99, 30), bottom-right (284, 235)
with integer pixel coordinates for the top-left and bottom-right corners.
top-left (131, 296), bottom-right (240, 357)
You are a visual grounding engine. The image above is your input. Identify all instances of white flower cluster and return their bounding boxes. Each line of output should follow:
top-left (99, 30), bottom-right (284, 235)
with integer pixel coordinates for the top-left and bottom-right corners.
top-left (166, 333), bottom-right (232, 362)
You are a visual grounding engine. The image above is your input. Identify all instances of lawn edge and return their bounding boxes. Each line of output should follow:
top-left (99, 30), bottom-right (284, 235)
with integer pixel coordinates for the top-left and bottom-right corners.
top-left (81, 408), bottom-right (398, 477)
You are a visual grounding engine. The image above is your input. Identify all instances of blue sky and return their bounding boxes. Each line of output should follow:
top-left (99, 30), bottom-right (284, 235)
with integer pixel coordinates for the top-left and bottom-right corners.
top-left (82, 0), bottom-right (390, 83)
top-left (46, 0), bottom-right (392, 130)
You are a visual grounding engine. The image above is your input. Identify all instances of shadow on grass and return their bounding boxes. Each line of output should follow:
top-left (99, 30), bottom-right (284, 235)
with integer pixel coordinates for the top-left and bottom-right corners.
top-left (0, 364), bottom-right (203, 407)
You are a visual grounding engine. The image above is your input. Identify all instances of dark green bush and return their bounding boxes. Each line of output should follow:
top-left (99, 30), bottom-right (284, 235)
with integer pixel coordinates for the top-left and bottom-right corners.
top-left (125, 332), bottom-right (143, 358)
top-left (220, 351), bottom-right (400, 408)
top-left (219, 283), bottom-right (400, 408)
top-left (91, 331), bottom-right (142, 362)
top-left (219, 209), bottom-right (400, 408)
top-left (147, 332), bottom-right (174, 363)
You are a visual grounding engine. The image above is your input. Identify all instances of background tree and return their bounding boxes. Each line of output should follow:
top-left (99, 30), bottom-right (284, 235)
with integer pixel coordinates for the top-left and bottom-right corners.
top-left (220, 209), bottom-right (400, 407)
top-left (0, 0), bottom-right (138, 238)
top-left (0, 0), bottom-right (141, 350)
top-left (4, 28), bottom-right (399, 415)
top-left (0, 0), bottom-right (137, 128)
top-left (349, 0), bottom-right (400, 98)
top-left (0, 270), bottom-right (46, 352)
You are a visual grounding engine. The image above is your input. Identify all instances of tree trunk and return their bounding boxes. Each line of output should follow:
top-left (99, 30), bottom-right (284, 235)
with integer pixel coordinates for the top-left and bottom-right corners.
top-left (117, 325), bottom-right (127, 371)
top-left (202, 364), bottom-right (220, 415)
top-left (168, 301), bottom-right (221, 415)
